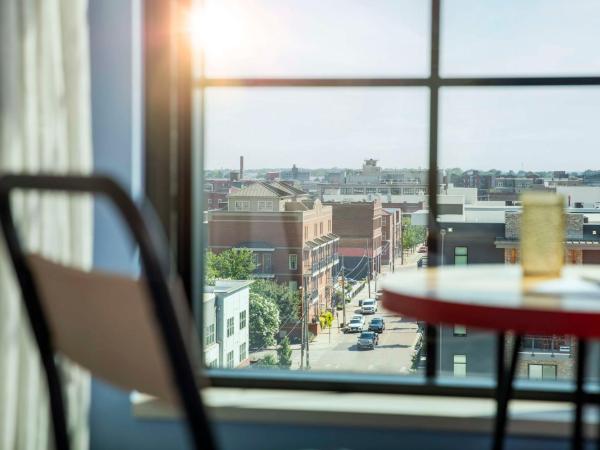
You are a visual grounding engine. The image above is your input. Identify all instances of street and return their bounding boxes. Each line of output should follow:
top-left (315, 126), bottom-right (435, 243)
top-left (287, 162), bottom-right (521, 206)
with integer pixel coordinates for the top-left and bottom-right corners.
top-left (290, 252), bottom-right (422, 374)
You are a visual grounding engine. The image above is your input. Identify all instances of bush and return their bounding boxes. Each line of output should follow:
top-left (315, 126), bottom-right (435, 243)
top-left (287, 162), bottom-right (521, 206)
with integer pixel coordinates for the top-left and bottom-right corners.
top-left (277, 337), bottom-right (293, 369)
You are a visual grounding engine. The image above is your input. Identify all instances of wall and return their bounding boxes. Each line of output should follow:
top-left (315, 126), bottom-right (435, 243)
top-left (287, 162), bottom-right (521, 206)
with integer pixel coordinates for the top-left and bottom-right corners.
top-left (88, 1), bottom-right (197, 449)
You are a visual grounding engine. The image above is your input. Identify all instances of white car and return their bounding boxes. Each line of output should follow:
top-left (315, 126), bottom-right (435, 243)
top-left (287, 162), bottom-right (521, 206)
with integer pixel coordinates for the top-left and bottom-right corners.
top-left (361, 298), bottom-right (378, 314)
top-left (346, 315), bottom-right (365, 333)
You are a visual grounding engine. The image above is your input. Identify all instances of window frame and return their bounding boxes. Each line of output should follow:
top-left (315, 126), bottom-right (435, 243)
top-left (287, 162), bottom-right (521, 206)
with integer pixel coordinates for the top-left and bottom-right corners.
top-left (144, 0), bottom-right (600, 397)
top-left (239, 310), bottom-right (247, 330)
top-left (226, 317), bottom-right (235, 337)
top-left (289, 253), bottom-right (298, 271)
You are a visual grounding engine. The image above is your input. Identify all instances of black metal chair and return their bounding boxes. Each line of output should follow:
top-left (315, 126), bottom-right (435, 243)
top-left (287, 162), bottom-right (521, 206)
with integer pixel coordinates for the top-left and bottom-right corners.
top-left (0, 174), bottom-right (217, 450)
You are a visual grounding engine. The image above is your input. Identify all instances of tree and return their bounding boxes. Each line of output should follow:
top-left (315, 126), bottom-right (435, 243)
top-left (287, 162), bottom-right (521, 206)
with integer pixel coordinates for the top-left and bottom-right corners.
top-left (207, 248), bottom-right (256, 281)
top-left (205, 251), bottom-right (218, 285)
top-left (277, 336), bottom-right (293, 368)
top-left (249, 292), bottom-right (280, 350)
top-left (402, 223), bottom-right (427, 252)
top-left (250, 279), bottom-right (300, 323)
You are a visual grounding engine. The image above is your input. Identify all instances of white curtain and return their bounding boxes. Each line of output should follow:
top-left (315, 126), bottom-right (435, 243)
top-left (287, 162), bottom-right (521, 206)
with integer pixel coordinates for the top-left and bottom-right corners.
top-left (0, 0), bottom-right (93, 449)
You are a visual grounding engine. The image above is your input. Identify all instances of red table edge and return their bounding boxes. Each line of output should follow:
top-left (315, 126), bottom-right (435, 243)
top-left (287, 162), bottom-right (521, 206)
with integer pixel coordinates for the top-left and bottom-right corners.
top-left (382, 289), bottom-right (600, 339)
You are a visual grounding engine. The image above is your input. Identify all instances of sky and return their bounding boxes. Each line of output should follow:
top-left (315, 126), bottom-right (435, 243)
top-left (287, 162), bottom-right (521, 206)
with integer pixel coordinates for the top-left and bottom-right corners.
top-left (195, 0), bottom-right (600, 172)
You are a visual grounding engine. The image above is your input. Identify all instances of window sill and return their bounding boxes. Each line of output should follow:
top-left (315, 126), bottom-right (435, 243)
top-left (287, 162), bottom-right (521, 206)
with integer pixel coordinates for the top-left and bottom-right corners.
top-left (131, 388), bottom-right (596, 439)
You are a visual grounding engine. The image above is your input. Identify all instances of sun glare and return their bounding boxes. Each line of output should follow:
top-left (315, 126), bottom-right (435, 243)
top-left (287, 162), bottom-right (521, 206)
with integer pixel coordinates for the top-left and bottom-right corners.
top-left (187, 3), bottom-right (244, 54)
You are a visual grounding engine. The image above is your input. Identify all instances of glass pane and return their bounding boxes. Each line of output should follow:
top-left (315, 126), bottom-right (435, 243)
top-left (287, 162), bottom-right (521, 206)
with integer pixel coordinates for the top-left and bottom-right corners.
top-left (529, 364), bottom-right (543, 379)
top-left (542, 365), bottom-right (557, 379)
top-left (191, 0), bottom-right (430, 78)
top-left (199, 87), bottom-right (429, 373)
top-left (441, 0), bottom-right (600, 76)
top-left (437, 87), bottom-right (600, 384)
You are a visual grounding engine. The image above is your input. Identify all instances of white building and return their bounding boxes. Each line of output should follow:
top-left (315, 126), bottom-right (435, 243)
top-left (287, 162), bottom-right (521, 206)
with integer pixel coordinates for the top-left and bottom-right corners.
top-left (203, 280), bottom-right (252, 368)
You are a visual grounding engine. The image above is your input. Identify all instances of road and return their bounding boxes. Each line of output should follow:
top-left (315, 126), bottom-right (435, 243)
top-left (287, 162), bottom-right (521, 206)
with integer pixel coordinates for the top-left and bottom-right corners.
top-left (290, 253), bottom-right (421, 374)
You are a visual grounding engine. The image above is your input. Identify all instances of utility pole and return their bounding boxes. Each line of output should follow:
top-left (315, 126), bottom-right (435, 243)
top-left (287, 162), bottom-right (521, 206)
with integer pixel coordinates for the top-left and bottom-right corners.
top-left (300, 284), bottom-right (304, 369)
top-left (341, 256), bottom-right (346, 328)
top-left (367, 239), bottom-right (372, 297)
top-left (305, 282), bottom-right (310, 369)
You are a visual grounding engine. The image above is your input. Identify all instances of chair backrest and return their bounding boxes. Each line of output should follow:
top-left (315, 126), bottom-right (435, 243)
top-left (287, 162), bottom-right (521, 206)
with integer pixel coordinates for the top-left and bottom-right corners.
top-left (28, 254), bottom-right (194, 403)
top-left (0, 174), bottom-right (216, 450)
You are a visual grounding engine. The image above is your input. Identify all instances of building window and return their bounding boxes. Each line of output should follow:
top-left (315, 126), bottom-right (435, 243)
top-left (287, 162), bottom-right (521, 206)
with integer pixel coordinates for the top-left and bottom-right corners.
top-left (313, 223), bottom-right (317, 237)
top-left (258, 200), bottom-right (273, 211)
top-left (289, 254), bottom-right (298, 270)
top-left (263, 253), bottom-right (272, 272)
top-left (226, 317), bottom-right (235, 337)
top-left (227, 351), bottom-right (234, 368)
top-left (528, 364), bottom-right (557, 380)
top-left (328, 220), bottom-right (331, 232)
top-left (252, 252), bottom-right (260, 269)
top-left (204, 324), bottom-right (216, 345)
top-left (208, 360), bottom-right (219, 368)
top-left (239, 310), bottom-right (247, 330)
top-left (304, 226), bottom-right (308, 239)
top-left (319, 222), bottom-right (323, 234)
top-left (453, 354), bottom-right (467, 377)
top-left (239, 342), bottom-right (247, 362)
top-left (453, 324), bottom-right (467, 336)
top-left (454, 247), bottom-right (468, 265)
top-left (234, 200), bottom-right (249, 211)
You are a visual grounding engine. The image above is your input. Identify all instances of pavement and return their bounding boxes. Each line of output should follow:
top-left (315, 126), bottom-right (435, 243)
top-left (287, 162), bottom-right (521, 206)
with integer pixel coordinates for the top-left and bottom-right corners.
top-left (290, 252), bottom-right (422, 374)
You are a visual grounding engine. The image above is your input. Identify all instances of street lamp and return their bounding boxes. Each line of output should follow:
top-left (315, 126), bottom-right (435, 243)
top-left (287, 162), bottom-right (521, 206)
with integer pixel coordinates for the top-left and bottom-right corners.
top-left (440, 229), bottom-right (446, 266)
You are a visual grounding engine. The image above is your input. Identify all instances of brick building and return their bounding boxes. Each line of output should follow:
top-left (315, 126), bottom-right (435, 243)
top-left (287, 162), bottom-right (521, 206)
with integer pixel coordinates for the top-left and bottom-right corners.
top-left (324, 200), bottom-right (382, 280)
top-left (208, 182), bottom-right (339, 333)
top-left (381, 209), bottom-right (402, 270)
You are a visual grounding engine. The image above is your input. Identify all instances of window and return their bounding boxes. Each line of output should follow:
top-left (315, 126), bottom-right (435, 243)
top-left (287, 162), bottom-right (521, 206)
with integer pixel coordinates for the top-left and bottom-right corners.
top-left (226, 317), bottom-right (234, 337)
top-left (288, 254), bottom-right (297, 271)
top-left (239, 343), bottom-right (247, 362)
top-left (454, 247), bottom-right (468, 265)
top-left (528, 364), bottom-right (557, 380)
top-left (258, 200), bottom-right (273, 211)
top-left (227, 351), bottom-right (234, 369)
top-left (453, 325), bottom-right (467, 337)
top-left (233, 200), bottom-right (249, 211)
top-left (252, 252), bottom-right (260, 268)
top-left (204, 324), bottom-right (216, 345)
top-left (180, 0), bottom-right (599, 397)
top-left (208, 360), bottom-right (219, 368)
top-left (263, 253), bottom-right (272, 273)
top-left (239, 310), bottom-right (247, 330)
top-left (453, 355), bottom-right (467, 377)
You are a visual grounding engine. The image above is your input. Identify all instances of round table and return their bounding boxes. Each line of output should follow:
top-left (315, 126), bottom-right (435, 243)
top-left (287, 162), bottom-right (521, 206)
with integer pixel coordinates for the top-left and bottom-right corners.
top-left (381, 264), bottom-right (600, 450)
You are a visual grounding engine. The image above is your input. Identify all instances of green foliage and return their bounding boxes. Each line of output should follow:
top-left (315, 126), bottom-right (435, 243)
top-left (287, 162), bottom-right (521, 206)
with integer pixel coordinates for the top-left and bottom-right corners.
top-left (250, 279), bottom-right (300, 322)
top-left (249, 292), bottom-right (280, 350)
top-left (255, 354), bottom-right (278, 368)
top-left (402, 224), bottom-right (427, 251)
top-left (206, 248), bottom-right (256, 282)
top-left (205, 252), bottom-right (218, 285)
top-left (277, 336), bottom-right (293, 368)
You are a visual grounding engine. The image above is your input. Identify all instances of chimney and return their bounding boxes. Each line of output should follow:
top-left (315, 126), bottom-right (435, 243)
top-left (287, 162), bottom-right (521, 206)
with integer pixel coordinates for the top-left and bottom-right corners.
top-left (240, 156), bottom-right (244, 180)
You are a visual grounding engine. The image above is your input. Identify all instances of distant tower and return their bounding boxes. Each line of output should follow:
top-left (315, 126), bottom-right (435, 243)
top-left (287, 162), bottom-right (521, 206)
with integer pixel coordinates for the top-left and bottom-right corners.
top-left (240, 156), bottom-right (244, 180)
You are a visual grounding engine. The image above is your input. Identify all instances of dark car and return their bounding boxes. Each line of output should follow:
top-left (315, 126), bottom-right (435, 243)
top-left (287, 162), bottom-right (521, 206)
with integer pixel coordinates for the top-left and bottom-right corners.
top-left (368, 317), bottom-right (385, 333)
top-left (357, 331), bottom-right (379, 349)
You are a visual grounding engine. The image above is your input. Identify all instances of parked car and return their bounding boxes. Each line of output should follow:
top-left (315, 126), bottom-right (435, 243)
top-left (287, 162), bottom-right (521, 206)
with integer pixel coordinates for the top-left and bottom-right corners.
top-left (368, 317), bottom-right (385, 333)
top-left (361, 298), bottom-right (378, 314)
top-left (346, 315), bottom-right (365, 333)
top-left (357, 331), bottom-right (379, 349)
top-left (417, 245), bottom-right (428, 253)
